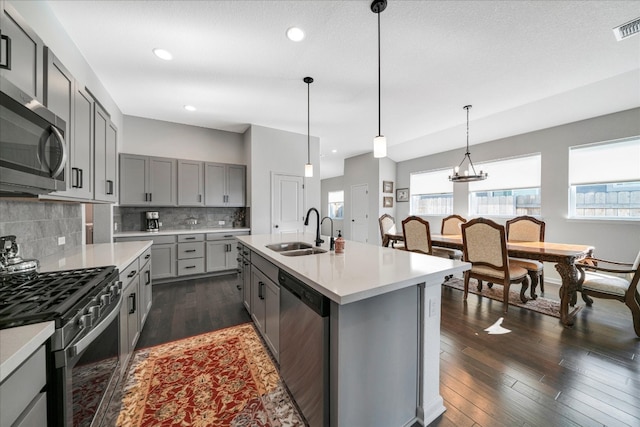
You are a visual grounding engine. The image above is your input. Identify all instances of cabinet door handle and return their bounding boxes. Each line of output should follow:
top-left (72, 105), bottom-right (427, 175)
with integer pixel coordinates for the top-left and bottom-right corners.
top-left (144, 192), bottom-right (148, 202)
top-left (129, 293), bottom-right (136, 314)
top-left (198, 194), bottom-right (202, 202)
top-left (79, 168), bottom-right (84, 189)
top-left (145, 254), bottom-right (151, 259)
top-left (71, 167), bottom-right (79, 188)
top-left (0, 33), bottom-right (11, 70)
top-left (149, 192), bottom-right (152, 202)
top-left (127, 270), bottom-right (137, 278)
top-left (258, 281), bottom-right (265, 300)
top-left (145, 270), bottom-right (151, 285)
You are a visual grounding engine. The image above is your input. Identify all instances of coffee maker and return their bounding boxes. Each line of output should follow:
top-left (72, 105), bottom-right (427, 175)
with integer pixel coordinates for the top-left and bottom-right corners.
top-left (145, 211), bottom-right (160, 232)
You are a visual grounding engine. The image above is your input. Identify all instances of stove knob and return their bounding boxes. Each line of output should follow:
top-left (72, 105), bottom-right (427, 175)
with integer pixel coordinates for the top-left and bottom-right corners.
top-left (79, 313), bottom-right (93, 329)
top-left (89, 305), bottom-right (101, 318)
top-left (101, 294), bottom-right (111, 306)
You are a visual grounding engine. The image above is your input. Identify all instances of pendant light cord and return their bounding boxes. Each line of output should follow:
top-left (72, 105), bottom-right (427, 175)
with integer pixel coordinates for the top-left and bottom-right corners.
top-left (465, 105), bottom-right (470, 155)
top-left (377, 9), bottom-right (381, 137)
top-left (307, 81), bottom-right (311, 164)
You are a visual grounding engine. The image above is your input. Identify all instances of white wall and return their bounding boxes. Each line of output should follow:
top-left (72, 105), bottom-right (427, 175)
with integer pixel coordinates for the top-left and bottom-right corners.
top-left (122, 116), bottom-right (244, 163)
top-left (248, 125), bottom-right (320, 235)
top-left (395, 107), bottom-right (640, 276)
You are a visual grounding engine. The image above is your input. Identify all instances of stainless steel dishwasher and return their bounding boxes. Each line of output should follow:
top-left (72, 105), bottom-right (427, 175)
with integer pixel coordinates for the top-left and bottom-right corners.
top-left (278, 269), bottom-right (330, 427)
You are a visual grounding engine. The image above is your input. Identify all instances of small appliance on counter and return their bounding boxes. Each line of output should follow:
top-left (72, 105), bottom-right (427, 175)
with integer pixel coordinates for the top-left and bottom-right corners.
top-left (145, 211), bottom-right (160, 232)
top-left (0, 235), bottom-right (39, 281)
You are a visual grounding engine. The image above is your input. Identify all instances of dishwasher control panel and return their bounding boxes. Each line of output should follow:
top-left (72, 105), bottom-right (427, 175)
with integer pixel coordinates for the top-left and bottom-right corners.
top-left (278, 269), bottom-right (329, 317)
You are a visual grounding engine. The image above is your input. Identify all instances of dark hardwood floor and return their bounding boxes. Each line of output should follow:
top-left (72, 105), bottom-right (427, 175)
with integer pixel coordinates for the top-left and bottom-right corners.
top-left (136, 274), bottom-right (640, 427)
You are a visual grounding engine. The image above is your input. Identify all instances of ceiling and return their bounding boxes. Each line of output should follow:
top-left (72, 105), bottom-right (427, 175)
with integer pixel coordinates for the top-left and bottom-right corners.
top-left (46, 0), bottom-right (640, 179)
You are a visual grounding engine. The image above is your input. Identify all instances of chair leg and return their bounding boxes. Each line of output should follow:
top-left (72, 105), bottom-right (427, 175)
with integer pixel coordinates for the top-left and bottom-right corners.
top-left (528, 271), bottom-right (539, 300)
top-left (581, 291), bottom-right (594, 306)
top-left (503, 282), bottom-right (510, 312)
top-left (477, 280), bottom-right (483, 292)
top-left (519, 276), bottom-right (530, 304)
top-left (626, 294), bottom-right (640, 337)
top-left (539, 270), bottom-right (544, 294)
top-left (463, 272), bottom-right (470, 300)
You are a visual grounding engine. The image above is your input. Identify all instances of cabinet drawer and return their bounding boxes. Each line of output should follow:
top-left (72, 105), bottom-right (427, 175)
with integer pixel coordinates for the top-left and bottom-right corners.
top-left (252, 252), bottom-right (279, 283)
top-left (178, 234), bottom-right (204, 243)
top-left (178, 242), bottom-right (205, 259)
top-left (207, 231), bottom-right (249, 241)
top-left (0, 346), bottom-right (46, 427)
top-left (115, 235), bottom-right (176, 245)
top-left (140, 247), bottom-right (152, 267)
top-left (178, 258), bottom-right (205, 276)
top-left (120, 259), bottom-right (139, 288)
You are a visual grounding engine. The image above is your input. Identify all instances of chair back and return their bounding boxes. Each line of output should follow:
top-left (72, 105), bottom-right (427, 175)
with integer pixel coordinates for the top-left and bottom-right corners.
top-left (461, 217), bottom-right (509, 279)
top-left (379, 214), bottom-right (397, 241)
top-left (506, 215), bottom-right (545, 242)
top-left (402, 216), bottom-right (432, 254)
top-left (441, 214), bottom-right (466, 235)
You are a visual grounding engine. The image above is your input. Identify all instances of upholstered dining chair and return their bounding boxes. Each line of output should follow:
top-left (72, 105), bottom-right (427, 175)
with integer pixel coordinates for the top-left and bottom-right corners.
top-left (461, 217), bottom-right (530, 312)
top-left (432, 215), bottom-right (466, 261)
top-left (401, 216), bottom-right (433, 255)
top-left (575, 250), bottom-right (640, 337)
top-left (506, 215), bottom-right (546, 298)
top-left (379, 214), bottom-right (403, 248)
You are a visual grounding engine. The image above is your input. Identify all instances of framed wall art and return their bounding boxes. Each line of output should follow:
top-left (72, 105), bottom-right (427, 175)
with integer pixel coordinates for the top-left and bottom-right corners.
top-left (383, 181), bottom-right (393, 193)
top-left (383, 196), bottom-right (393, 207)
top-left (396, 188), bottom-right (409, 202)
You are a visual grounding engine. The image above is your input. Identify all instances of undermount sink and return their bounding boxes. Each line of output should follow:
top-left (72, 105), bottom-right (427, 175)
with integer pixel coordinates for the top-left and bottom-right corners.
top-left (266, 242), bottom-right (312, 252)
top-left (280, 248), bottom-right (327, 257)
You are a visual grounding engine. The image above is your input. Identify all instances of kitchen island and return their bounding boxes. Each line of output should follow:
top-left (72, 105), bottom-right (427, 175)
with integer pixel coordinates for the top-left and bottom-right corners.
top-left (238, 233), bottom-right (470, 427)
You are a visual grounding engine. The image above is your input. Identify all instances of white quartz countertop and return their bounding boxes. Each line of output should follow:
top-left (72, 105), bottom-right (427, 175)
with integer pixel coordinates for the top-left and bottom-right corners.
top-left (114, 228), bottom-right (250, 238)
top-left (0, 322), bottom-right (54, 383)
top-left (38, 241), bottom-right (152, 273)
top-left (238, 233), bottom-right (470, 305)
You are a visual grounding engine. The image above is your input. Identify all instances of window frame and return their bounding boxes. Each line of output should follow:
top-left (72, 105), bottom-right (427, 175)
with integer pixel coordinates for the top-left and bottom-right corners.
top-left (409, 168), bottom-right (454, 216)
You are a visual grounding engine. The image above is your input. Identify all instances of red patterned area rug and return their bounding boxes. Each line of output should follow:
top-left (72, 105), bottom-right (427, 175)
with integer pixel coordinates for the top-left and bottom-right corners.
top-left (116, 323), bottom-right (305, 427)
top-left (444, 277), bottom-right (562, 318)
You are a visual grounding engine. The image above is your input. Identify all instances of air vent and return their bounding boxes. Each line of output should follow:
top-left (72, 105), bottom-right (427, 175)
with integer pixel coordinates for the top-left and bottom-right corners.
top-left (613, 17), bottom-right (640, 41)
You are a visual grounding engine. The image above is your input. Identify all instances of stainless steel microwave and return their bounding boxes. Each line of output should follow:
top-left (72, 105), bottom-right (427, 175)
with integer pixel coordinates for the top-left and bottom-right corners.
top-left (0, 75), bottom-right (67, 196)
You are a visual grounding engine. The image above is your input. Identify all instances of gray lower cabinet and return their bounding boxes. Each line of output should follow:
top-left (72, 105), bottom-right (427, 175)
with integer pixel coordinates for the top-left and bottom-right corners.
top-left (151, 244), bottom-right (177, 279)
top-left (250, 254), bottom-right (279, 361)
top-left (177, 234), bottom-right (205, 276)
top-left (118, 247), bottom-right (152, 378)
top-left (0, 345), bottom-right (47, 427)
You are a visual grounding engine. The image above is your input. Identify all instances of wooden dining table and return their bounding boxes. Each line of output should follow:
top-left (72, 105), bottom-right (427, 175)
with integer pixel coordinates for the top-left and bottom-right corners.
top-left (429, 234), bottom-right (594, 327)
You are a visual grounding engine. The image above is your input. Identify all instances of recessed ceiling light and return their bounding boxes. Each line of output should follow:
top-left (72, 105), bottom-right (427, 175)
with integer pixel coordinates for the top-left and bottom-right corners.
top-left (286, 27), bottom-right (305, 42)
top-left (332, 149), bottom-right (337, 153)
top-left (184, 105), bottom-right (196, 112)
top-left (152, 48), bottom-right (173, 60)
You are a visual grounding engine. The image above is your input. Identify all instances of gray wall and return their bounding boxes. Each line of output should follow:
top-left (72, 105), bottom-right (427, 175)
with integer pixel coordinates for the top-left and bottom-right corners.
top-left (397, 108), bottom-right (640, 276)
top-left (320, 176), bottom-right (344, 238)
top-left (0, 200), bottom-right (83, 261)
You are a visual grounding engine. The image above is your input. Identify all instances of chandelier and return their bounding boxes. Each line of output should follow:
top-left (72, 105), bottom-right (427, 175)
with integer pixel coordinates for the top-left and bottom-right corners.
top-left (449, 105), bottom-right (487, 182)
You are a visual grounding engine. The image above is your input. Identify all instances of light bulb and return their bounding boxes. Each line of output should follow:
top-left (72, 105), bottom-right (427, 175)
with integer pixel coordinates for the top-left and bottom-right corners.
top-left (454, 166), bottom-right (460, 174)
top-left (305, 163), bottom-right (313, 177)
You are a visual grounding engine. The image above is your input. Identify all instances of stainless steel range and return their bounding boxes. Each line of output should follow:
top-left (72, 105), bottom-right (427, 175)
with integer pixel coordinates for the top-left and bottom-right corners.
top-left (0, 245), bottom-right (121, 427)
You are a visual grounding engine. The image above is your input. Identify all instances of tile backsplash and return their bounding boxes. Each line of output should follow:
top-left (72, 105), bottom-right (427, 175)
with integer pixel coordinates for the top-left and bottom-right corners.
top-left (0, 200), bottom-right (83, 261)
top-left (114, 206), bottom-right (248, 232)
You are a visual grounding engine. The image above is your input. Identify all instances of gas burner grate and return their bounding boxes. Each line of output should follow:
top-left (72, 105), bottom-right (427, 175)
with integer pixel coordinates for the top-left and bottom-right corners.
top-left (0, 266), bottom-right (117, 329)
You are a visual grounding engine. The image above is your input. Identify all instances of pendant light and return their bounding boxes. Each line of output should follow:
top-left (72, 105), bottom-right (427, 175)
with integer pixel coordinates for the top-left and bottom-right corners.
top-left (371, 0), bottom-right (387, 158)
top-left (449, 105), bottom-right (488, 182)
top-left (304, 76), bottom-right (314, 177)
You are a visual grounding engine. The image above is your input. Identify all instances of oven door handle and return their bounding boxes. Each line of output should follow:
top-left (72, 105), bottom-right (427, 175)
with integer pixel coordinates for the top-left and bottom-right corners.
top-left (70, 293), bottom-right (122, 358)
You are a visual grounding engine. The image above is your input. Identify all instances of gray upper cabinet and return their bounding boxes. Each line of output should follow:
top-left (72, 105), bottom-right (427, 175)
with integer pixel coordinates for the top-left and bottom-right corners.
top-left (178, 159), bottom-right (204, 206)
top-left (44, 48), bottom-right (93, 200)
top-left (0, 1), bottom-right (44, 103)
top-left (94, 102), bottom-right (117, 203)
top-left (204, 162), bottom-right (245, 207)
top-left (119, 153), bottom-right (177, 206)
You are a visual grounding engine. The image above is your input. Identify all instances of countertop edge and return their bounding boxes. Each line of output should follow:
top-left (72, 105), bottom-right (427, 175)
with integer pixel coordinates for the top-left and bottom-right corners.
top-left (0, 321), bottom-right (55, 383)
top-left (238, 234), bottom-right (471, 305)
top-left (114, 228), bottom-right (250, 238)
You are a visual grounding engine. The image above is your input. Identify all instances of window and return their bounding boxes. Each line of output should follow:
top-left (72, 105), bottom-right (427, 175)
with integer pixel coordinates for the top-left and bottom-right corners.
top-left (410, 169), bottom-right (453, 215)
top-left (569, 137), bottom-right (640, 219)
top-left (328, 191), bottom-right (344, 219)
top-left (469, 154), bottom-right (541, 216)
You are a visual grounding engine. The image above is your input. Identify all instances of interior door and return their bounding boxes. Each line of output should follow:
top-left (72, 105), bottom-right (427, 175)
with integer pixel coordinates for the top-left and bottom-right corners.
top-left (351, 183), bottom-right (369, 243)
top-left (272, 173), bottom-right (304, 235)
